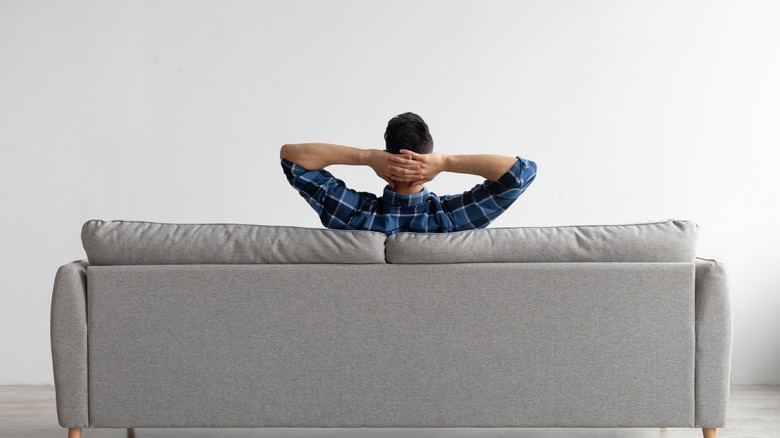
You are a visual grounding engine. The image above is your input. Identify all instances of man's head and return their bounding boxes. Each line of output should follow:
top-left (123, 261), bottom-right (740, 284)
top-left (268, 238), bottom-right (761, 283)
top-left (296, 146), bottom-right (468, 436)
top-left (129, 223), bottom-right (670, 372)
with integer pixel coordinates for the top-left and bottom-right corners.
top-left (384, 112), bottom-right (433, 155)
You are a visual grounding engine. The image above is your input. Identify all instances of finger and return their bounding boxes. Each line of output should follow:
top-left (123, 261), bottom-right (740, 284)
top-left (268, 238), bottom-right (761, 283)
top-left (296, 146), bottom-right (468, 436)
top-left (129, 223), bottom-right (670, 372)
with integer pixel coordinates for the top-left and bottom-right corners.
top-left (388, 154), bottom-right (414, 164)
top-left (387, 164), bottom-right (421, 175)
top-left (388, 161), bottom-right (421, 170)
top-left (399, 149), bottom-right (423, 160)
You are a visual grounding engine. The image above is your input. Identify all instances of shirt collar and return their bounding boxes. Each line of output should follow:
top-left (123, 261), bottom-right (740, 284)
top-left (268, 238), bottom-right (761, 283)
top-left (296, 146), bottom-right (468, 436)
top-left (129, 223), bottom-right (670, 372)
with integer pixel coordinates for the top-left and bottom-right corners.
top-left (382, 186), bottom-right (430, 206)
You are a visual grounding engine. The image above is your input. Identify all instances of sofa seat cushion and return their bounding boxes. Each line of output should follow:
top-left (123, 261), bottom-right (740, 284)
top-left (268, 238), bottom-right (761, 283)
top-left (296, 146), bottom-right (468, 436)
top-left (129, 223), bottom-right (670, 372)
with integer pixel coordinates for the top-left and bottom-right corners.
top-left (386, 219), bottom-right (698, 264)
top-left (82, 220), bottom-right (387, 265)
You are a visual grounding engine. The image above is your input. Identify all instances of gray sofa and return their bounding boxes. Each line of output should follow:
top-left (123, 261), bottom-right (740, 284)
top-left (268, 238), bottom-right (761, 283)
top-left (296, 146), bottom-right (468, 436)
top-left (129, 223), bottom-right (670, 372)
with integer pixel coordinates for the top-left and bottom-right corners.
top-left (51, 219), bottom-right (732, 438)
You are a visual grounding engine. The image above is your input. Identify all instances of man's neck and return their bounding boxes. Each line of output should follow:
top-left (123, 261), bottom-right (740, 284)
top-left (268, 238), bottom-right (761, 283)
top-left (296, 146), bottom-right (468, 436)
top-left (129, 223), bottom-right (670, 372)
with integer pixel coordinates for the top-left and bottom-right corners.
top-left (391, 182), bottom-right (425, 195)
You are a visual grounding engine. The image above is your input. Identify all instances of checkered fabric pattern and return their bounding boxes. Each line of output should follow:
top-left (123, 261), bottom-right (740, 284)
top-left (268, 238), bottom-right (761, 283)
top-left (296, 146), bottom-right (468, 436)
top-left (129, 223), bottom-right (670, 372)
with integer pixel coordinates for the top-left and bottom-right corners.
top-left (281, 156), bottom-right (537, 235)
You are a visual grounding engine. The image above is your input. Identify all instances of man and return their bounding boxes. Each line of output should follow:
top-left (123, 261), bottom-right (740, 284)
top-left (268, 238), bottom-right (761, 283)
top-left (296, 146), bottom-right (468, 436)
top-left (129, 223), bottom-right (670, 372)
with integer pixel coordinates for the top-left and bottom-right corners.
top-left (280, 112), bottom-right (537, 235)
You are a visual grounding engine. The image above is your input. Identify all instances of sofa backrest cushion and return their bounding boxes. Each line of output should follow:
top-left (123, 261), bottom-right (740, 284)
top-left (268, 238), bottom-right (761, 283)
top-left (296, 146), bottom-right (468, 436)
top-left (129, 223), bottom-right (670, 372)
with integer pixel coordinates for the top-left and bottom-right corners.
top-left (82, 220), bottom-right (387, 265)
top-left (386, 219), bottom-right (698, 264)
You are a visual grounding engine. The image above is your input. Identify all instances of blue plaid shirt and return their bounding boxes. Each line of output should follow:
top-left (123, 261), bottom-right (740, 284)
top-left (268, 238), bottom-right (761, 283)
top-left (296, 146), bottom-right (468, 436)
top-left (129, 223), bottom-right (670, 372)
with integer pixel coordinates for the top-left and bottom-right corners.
top-left (281, 156), bottom-right (536, 235)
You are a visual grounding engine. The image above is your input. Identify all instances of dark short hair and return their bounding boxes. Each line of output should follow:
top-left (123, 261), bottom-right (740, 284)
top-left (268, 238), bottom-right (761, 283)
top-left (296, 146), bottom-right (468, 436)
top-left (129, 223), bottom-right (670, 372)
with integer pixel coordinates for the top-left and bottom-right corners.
top-left (384, 112), bottom-right (433, 155)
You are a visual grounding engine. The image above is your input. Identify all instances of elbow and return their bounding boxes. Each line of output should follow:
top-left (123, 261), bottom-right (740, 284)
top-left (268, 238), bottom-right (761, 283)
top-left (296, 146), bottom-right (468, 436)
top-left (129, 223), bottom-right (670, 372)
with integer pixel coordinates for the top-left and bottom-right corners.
top-left (514, 158), bottom-right (537, 188)
top-left (281, 143), bottom-right (306, 163)
top-left (523, 160), bottom-right (537, 187)
top-left (280, 144), bottom-right (294, 160)
top-left (527, 159), bottom-right (537, 177)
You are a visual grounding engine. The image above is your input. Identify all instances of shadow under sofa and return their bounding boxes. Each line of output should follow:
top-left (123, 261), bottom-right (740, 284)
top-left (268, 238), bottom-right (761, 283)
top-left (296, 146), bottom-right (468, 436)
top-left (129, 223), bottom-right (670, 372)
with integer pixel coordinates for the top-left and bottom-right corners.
top-left (51, 219), bottom-right (732, 438)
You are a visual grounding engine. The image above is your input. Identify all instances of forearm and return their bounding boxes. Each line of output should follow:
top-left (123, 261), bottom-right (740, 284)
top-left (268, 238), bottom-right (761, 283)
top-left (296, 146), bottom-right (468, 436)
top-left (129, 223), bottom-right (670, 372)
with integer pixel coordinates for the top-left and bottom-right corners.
top-left (280, 143), bottom-right (369, 170)
top-left (443, 154), bottom-right (518, 181)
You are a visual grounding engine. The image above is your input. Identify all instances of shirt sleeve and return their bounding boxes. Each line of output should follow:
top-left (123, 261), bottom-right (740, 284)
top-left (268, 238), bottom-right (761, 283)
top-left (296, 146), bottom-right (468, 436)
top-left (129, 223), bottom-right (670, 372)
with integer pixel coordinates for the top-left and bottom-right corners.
top-left (439, 157), bottom-right (537, 231)
top-left (280, 158), bottom-right (371, 229)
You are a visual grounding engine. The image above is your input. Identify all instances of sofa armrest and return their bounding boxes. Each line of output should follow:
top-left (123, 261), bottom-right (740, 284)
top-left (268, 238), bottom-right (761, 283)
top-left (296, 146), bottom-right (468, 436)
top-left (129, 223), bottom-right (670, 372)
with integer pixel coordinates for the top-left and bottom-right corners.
top-left (50, 259), bottom-right (89, 428)
top-left (694, 257), bottom-right (733, 428)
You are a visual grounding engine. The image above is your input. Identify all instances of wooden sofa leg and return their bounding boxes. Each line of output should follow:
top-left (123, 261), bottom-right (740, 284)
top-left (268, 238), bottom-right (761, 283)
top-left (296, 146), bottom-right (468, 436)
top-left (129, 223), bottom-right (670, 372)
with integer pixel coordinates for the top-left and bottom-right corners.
top-left (703, 428), bottom-right (716, 438)
top-left (127, 428), bottom-right (136, 438)
top-left (68, 428), bottom-right (82, 438)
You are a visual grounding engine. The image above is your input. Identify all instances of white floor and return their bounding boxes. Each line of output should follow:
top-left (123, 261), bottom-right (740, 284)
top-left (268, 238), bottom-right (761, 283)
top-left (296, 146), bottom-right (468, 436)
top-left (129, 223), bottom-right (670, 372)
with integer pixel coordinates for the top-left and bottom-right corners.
top-left (1, 385), bottom-right (778, 438)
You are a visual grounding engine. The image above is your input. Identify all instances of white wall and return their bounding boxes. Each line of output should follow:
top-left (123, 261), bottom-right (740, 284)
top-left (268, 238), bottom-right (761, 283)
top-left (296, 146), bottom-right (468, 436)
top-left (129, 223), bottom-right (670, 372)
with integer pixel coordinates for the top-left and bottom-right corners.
top-left (1, 0), bottom-right (778, 384)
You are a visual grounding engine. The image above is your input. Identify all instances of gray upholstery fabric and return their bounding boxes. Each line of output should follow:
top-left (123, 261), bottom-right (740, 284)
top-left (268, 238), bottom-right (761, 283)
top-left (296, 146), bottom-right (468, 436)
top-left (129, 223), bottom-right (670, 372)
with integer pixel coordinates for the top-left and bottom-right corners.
top-left (50, 260), bottom-right (89, 428)
top-left (87, 263), bottom-right (695, 428)
top-left (81, 219), bottom-right (387, 265)
top-left (694, 258), bottom-right (733, 428)
top-left (386, 219), bottom-right (698, 264)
